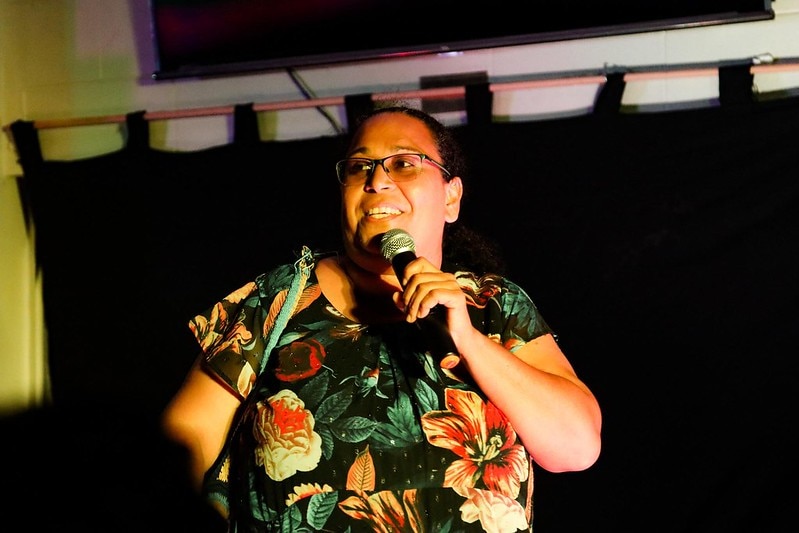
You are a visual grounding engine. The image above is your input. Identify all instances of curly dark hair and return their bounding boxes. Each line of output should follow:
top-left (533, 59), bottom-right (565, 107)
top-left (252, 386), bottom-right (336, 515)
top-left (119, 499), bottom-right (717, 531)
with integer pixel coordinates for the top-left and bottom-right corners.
top-left (348, 104), bottom-right (506, 276)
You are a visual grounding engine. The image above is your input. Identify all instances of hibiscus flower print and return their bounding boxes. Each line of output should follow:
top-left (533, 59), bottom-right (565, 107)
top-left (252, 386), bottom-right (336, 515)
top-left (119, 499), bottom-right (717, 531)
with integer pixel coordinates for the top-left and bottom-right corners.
top-left (253, 389), bottom-right (323, 481)
top-left (420, 388), bottom-right (529, 499)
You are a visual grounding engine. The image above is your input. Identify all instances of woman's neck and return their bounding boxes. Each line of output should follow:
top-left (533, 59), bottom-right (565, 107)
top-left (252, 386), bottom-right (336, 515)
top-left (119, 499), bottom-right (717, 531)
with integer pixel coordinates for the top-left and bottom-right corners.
top-left (318, 255), bottom-right (404, 324)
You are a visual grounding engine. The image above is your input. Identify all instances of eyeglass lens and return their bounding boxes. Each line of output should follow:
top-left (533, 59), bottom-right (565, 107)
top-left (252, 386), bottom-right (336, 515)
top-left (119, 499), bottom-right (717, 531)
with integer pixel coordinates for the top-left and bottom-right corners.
top-left (338, 154), bottom-right (424, 184)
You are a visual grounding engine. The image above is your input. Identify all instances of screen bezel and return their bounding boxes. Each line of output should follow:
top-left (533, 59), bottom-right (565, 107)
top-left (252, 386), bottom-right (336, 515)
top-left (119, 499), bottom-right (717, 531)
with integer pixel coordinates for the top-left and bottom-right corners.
top-left (149, 1), bottom-right (775, 80)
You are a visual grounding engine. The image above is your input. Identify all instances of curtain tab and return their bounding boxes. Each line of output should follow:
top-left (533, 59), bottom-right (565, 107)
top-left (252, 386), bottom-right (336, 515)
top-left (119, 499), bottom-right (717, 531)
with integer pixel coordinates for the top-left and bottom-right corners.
top-left (593, 72), bottom-right (626, 116)
top-left (465, 82), bottom-right (492, 127)
top-left (719, 64), bottom-right (754, 109)
top-left (9, 120), bottom-right (44, 171)
top-left (344, 93), bottom-right (374, 133)
top-left (124, 111), bottom-right (149, 151)
top-left (234, 103), bottom-right (260, 144)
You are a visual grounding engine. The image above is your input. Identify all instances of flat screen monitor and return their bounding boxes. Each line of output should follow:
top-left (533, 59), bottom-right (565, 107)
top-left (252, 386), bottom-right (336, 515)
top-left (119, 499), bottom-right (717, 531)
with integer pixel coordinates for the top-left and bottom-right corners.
top-left (149, 0), bottom-right (774, 80)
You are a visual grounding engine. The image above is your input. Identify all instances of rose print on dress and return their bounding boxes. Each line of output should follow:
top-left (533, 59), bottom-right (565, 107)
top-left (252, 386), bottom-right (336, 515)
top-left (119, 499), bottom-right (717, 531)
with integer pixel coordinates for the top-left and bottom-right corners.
top-left (253, 389), bottom-right (323, 481)
top-left (454, 486), bottom-right (529, 533)
top-left (275, 339), bottom-right (327, 382)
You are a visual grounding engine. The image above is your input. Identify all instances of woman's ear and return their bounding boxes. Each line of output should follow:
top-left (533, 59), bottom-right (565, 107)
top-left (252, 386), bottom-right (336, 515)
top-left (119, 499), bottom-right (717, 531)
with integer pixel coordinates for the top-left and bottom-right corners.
top-left (444, 176), bottom-right (463, 223)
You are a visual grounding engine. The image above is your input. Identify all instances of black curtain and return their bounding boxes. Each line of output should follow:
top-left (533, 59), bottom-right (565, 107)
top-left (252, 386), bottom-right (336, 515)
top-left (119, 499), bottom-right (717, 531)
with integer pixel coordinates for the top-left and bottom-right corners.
top-left (10, 72), bottom-right (799, 532)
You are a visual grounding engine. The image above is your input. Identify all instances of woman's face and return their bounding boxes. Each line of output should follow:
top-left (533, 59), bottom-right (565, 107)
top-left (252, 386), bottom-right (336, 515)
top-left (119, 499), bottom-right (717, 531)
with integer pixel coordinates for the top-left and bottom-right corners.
top-left (340, 112), bottom-right (463, 275)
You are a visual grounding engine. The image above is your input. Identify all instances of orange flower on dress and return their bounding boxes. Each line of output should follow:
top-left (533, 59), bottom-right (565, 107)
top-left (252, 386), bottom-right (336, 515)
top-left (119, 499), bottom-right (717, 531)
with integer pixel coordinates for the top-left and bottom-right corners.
top-left (225, 282), bottom-right (258, 304)
top-left (338, 489), bottom-right (423, 533)
top-left (420, 388), bottom-right (529, 499)
top-left (285, 482), bottom-right (334, 507)
top-left (191, 282), bottom-right (257, 354)
top-left (217, 319), bottom-right (254, 354)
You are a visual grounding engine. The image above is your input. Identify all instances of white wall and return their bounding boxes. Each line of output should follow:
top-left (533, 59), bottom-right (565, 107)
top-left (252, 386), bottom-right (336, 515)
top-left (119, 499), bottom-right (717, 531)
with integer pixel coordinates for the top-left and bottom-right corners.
top-left (1, 0), bottom-right (798, 411)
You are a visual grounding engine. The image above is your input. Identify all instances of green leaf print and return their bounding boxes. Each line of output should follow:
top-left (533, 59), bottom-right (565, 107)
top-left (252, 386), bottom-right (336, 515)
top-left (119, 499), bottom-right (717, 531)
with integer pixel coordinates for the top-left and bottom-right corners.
top-left (413, 379), bottom-right (439, 414)
top-left (278, 504), bottom-right (303, 531)
top-left (278, 330), bottom-right (309, 346)
top-left (315, 388), bottom-right (352, 424)
top-left (330, 416), bottom-right (378, 442)
top-left (250, 487), bottom-right (278, 522)
top-left (368, 392), bottom-right (424, 449)
top-left (300, 371), bottom-right (330, 410)
top-left (369, 421), bottom-right (420, 449)
top-left (318, 424), bottom-right (335, 459)
top-left (387, 391), bottom-right (418, 428)
top-left (307, 491), bottom-right (338, 529)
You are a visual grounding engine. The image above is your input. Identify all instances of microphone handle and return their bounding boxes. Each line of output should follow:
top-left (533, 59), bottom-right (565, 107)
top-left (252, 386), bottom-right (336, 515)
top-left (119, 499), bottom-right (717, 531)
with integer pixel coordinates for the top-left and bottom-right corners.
top-left (391, 251), bottom-right (461, 369)
top-left (390, 250), bottom-right (417, 283)
top-left (415, 310), bottom-right (461, 369)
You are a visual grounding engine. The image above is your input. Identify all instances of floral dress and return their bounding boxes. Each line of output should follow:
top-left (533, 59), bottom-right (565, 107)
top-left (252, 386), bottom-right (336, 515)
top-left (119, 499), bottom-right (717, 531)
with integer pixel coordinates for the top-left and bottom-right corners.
top-left (191, 250), bottom-right (553, 533)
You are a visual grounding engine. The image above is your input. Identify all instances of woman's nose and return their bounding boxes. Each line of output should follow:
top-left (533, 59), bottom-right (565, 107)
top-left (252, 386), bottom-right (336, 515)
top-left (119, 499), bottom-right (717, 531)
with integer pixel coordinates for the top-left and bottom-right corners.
top-left (364, 164), bottom-right (395, 190)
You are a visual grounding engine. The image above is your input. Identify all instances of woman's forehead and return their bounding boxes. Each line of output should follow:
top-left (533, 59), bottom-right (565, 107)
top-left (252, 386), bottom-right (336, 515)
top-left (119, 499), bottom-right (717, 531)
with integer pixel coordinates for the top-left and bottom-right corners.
top-left (349, 113), bottom-right (437, 155)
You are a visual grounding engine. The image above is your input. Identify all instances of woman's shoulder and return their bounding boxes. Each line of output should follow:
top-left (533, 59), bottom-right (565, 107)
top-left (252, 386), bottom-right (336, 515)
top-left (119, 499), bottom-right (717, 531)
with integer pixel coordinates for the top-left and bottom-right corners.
top-left (453, 269), bottom-right (536, 306)
top-left (254, 248), bottom-right (334, 295)
top-left (453, 269), bottom-right (513, 290)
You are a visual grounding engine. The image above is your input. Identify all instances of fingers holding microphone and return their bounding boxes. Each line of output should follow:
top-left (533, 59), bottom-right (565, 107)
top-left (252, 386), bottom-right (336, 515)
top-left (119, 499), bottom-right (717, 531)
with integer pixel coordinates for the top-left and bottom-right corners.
top-left (380, 229), bottom-right (469, 369)
top-left (379, 228), bottom-right (461, 320)
top-left (395, 268), bottom-right (462, 323)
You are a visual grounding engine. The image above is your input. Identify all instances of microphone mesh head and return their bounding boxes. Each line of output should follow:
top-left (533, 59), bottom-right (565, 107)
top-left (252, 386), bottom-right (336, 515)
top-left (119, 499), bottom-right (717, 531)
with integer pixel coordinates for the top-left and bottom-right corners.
top-left (380, 229), bottom-right (416, 260)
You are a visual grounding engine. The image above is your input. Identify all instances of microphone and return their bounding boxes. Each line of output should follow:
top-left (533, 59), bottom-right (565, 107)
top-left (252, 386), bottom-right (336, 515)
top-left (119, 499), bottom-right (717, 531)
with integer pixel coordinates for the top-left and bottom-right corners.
top-left (380, 229), bottom-right (461, 369)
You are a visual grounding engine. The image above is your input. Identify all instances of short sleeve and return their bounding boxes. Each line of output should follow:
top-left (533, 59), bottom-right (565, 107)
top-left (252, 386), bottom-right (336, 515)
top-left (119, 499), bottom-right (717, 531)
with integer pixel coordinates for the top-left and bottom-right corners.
top-left (188, 264), bottom-right (296, 398)
top-left (495, 277), bottom-right (553, 350)
top-left (457, 271), bottom-right (553, 353)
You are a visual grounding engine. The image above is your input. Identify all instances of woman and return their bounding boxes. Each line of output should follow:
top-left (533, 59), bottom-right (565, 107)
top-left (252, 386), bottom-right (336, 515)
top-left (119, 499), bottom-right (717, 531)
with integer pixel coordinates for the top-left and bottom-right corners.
top-left (162, 105), bottom-right (602, 532)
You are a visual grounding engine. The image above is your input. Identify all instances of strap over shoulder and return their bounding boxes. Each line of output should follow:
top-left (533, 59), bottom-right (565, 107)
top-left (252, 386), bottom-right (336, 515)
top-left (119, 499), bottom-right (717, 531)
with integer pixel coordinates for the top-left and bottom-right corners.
top-left (195, 246), bottom-right (316, 397)
top-left (258, 245), bottom-right (314, 374)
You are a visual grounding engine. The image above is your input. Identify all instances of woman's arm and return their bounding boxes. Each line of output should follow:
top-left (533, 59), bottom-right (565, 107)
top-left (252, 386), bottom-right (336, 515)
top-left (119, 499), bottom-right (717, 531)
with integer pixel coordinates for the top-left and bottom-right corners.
top-left (395, 258), bottom-right (602, 472)
top-left (456, 330), bottom-right (602, 472)
top-left (161, 358), bottom-right (242, 489)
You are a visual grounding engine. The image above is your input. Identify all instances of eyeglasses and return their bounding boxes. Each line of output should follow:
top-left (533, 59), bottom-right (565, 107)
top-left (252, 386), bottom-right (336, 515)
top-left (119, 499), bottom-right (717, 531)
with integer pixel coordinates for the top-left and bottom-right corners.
top-left (335, 153), bottom-right (450, 186)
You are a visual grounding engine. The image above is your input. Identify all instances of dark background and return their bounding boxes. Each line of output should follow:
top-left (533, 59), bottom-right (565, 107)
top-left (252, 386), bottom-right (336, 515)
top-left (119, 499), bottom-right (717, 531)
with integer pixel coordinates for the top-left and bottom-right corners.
top-left (9, 71), bottom-right (799, 531)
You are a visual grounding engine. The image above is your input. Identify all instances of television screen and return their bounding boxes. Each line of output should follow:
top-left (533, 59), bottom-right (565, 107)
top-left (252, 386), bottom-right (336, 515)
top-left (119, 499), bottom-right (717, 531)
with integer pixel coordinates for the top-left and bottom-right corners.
top-left (149, 0), bottom-right (774, 80)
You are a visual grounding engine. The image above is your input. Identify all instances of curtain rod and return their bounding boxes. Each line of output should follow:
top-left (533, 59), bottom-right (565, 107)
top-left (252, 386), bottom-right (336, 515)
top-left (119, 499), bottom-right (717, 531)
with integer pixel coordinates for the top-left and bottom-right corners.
top-left (5, 57), bottom-right (799, 132)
